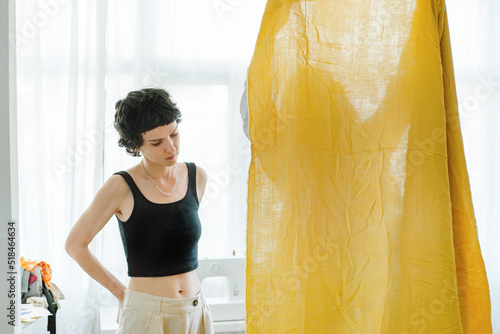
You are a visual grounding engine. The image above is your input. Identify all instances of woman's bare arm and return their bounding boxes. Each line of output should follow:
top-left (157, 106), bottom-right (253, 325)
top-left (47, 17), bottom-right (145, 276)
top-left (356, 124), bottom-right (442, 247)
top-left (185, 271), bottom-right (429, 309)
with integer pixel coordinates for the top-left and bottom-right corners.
top-left (65, 175), bottom-right (130, 301)
top-left (196, 165), bottom-right (208, 202)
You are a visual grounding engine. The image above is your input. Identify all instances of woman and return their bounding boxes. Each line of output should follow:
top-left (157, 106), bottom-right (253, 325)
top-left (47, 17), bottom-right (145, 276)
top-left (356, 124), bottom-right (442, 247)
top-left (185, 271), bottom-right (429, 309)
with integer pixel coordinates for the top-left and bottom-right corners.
top-left (65, 88), bottom-right (214, 333)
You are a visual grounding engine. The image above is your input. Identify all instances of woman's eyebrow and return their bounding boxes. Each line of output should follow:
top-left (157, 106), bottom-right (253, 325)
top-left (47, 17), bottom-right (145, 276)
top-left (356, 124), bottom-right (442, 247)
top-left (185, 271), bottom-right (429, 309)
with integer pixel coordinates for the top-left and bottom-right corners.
top-left (147, 125), bottom-right (179, 142)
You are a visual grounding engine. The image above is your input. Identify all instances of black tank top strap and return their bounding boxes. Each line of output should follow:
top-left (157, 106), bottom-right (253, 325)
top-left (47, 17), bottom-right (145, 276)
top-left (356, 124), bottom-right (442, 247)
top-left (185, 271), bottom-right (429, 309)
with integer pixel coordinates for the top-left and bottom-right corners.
top-left (113, 171), bottom-right (141, 200)
top-left (186, 162), bottom-right (199, 204)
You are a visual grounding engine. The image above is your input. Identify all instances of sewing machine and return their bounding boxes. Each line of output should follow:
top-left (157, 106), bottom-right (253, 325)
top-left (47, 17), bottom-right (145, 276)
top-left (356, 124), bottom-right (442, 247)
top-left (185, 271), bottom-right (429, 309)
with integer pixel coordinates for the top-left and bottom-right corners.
top-left (197, 257), bottom-right (246, 333)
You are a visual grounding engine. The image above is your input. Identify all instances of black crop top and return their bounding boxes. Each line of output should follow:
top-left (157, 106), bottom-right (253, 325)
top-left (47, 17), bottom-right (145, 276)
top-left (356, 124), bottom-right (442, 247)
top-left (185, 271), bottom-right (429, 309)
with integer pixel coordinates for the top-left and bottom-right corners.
top-left (113, 162), bottom-right (202, 277)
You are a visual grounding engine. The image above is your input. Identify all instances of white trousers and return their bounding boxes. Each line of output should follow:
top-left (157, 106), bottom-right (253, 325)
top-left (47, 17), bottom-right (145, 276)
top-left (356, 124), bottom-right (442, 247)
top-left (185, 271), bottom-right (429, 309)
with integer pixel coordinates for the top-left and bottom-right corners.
top-left (116, 289), bottom-right (214, 334)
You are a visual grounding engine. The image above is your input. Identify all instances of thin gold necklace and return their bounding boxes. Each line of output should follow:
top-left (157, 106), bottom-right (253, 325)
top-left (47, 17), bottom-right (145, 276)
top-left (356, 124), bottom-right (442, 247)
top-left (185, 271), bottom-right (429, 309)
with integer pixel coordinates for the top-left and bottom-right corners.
top-left (141, 160), bottom-right (177, 196)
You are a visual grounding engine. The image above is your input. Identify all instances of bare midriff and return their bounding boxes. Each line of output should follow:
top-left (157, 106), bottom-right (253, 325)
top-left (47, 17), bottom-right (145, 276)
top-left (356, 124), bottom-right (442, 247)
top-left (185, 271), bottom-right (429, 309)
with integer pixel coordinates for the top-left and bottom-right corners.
top-left (127, 270), bottom-right (201, 298)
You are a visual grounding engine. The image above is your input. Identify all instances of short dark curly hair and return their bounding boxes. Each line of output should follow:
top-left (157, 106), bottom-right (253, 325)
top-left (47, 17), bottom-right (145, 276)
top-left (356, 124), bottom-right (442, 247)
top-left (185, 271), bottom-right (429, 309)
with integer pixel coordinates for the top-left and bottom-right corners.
top-left (114, 88), bottom-right (182, 156)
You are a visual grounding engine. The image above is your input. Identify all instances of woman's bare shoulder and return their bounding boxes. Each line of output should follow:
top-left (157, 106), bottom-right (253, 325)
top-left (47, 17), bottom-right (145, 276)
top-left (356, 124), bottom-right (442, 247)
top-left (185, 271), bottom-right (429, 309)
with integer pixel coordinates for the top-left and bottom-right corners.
top-left (195, 164), bottom-right (207, 182)
top-left (101, 170), bottom-right (136, 199)
top-left (194, 164), bottom-right (207, 202)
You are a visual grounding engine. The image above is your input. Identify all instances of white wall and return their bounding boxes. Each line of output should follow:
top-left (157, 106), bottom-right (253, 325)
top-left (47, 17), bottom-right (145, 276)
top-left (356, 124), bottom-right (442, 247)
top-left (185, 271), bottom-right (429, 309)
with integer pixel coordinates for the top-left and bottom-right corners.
top-left (0, 0), bottom-right (20, 332)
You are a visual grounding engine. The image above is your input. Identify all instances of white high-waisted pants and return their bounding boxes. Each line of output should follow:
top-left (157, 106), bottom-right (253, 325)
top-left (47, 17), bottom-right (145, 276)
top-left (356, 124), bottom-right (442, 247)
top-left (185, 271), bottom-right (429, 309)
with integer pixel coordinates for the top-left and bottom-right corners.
top-left (116, 289), bottom-right (214, 334)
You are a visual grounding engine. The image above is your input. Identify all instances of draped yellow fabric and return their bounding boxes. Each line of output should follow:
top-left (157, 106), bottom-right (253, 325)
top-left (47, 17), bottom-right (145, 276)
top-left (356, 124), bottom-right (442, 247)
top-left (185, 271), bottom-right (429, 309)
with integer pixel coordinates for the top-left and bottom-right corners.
top-left (246, 0), bottom-right (492, 333)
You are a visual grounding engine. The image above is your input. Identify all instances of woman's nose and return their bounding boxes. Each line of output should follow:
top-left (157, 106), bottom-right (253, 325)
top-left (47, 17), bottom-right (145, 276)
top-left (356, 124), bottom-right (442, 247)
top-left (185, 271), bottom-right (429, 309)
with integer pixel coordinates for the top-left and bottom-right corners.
top-left (164, 138), bottom-right (175, 152)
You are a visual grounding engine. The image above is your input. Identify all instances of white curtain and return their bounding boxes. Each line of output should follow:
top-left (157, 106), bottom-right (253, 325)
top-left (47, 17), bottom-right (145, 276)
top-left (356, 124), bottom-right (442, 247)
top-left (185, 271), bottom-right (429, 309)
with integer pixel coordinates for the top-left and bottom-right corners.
top-left (17, 0), bottom-right (266, 332)
top-left (448, 0), bottom-right (500, 330)
top-left (16, 0), bottom-right (498, 333)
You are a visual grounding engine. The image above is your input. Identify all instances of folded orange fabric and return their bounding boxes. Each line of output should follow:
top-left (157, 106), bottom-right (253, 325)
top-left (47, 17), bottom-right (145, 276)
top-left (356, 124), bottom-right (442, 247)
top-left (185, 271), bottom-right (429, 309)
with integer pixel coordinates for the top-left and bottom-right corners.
top-left (21, 257), bottom-right (52, 287)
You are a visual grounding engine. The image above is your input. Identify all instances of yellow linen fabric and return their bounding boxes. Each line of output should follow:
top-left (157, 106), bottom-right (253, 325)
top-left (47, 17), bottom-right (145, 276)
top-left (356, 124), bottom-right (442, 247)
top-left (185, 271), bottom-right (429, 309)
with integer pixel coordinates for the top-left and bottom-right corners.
top-left (246, 0), bottom-right (492, 333)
